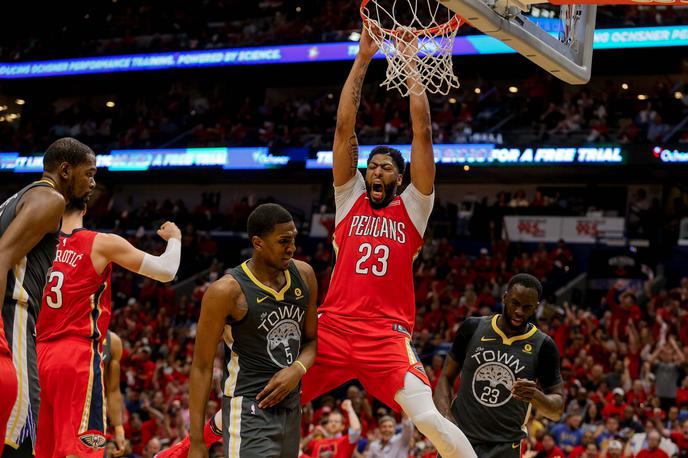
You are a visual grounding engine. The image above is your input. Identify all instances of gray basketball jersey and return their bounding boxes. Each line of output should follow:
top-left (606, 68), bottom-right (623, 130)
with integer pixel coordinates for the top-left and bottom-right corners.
top-left (223, 260), bottom-right (309, 408)
top-left (0, 180), bottom-right (60, 321)
top-left (0, 179), bottom-right (60, 449)
top-left (452, 315), bottom-right (548, 444)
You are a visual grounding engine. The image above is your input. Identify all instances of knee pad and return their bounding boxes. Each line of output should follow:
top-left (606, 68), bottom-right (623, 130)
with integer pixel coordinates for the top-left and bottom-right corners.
top-left (411, 410), bottom-right (449, 436)
top-left (411, 410), bottom-right (476, 458)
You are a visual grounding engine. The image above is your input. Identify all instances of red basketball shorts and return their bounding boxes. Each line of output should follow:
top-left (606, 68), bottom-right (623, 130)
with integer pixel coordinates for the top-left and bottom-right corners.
top-left (301, 314), bottom-right (429, 411)
top-left (36, 339), bottom-right (106, 458)
top-left (0, 352), bottom-right (18, 456)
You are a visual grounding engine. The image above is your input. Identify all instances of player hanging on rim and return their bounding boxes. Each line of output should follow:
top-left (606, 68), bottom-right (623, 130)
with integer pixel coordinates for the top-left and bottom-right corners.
top-left (434, 274), bottom-right (565, 458)
top-left (0, 138), bottom-right (97, 458)
top-left (300, 27), bottom-right (475, 458)
top-left (34, 200), bottom-right (181, 458)
top-left (185, 204), bottom-right (318, 458)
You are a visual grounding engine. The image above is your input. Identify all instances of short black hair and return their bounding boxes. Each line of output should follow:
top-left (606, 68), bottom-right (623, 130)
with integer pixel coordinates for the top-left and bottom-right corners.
top-left (247, 203), bottom-right (293, 239)
top-left (43, 137), bottom-right (95, 172)
top-left (507, 273), bottom-right (543, 301)
top-left (368, 146), bottom-right (405, 175)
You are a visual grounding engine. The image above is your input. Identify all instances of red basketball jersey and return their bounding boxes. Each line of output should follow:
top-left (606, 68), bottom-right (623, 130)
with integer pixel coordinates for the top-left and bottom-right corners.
top-left (37, 229), bottom-right (112, 343)
top-left (319, 173), bottom-right (433, 334)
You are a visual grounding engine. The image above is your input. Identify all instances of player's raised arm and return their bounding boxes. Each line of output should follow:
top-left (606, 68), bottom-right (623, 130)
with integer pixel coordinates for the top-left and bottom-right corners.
top-left (92, 221), bottom-right (182, 281)
top-left (188, 277), bottom-right (237, 458)
top-left (0, 187), bottom-right (64, 304)
top-left (399, 31), bottom-right (435, 195)
top-left (105, 331), bottom-right (126, 457)
top-left (332, 26), bottom-right (379, 186)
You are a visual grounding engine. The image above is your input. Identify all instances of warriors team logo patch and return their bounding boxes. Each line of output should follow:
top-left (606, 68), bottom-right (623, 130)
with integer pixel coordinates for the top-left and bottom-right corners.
top-left (267, 320), bottom-right (301, 367)
top-left (472, 362), bottom-right (515, 407)
top-left (259, 304), bottom-right (304, 368)
top-left (79, 432), bottom-right (106, 449)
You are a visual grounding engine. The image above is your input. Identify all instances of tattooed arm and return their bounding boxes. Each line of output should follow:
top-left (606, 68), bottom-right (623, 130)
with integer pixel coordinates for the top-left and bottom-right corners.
top-left (332, 26), bottom-right (379, 186)
top-left (397, 31), bottom-right (435, 195)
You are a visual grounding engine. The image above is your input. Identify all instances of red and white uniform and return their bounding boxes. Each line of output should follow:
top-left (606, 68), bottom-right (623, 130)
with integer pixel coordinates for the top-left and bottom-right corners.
top-left (36, 229), bottom-right (112, 458)
top-left (302, 173), bottom-right (433, 410)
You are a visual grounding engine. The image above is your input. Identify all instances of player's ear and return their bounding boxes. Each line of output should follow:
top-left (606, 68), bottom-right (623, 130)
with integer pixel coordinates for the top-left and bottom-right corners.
top-left (58, 161), bottom-right (71, 180)
top-left (251, 235), bottom-right (263, 251)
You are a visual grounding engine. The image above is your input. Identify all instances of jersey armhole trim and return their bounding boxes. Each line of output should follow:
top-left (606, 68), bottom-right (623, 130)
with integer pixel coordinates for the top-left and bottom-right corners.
top-left (225, 272), bottom-right (249, 326)
top-left (400, 182), bottom-right (434, 238)
top-left (334, 173), bottom-right (365, 227)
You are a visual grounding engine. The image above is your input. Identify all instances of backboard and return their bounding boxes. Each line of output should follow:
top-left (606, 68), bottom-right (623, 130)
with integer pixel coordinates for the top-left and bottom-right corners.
top-left (441, 0), bottom-right (597, 84)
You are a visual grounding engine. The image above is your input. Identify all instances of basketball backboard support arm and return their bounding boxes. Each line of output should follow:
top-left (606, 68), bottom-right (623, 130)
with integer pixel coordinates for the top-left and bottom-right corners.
top-left (441, 0), bottom-right (596, 84)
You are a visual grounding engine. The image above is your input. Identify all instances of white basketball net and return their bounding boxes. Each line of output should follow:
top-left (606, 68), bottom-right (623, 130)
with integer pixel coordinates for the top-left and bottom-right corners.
top-left (360, 0), bottom-right (462, 96)
top-left (559, 4), bottom-right (582, 49)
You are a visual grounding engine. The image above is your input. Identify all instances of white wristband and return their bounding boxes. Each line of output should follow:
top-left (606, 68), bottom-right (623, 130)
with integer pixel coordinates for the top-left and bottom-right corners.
top-left (138, 238), bottom-right (181, 282)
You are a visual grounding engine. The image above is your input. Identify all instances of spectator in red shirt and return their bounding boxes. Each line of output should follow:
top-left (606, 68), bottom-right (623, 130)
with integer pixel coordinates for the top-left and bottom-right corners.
top-left (607, 287), bottom-right (642, 341)
top-left (635, 431), bottom-right (670, 458)
top-left (601, 439), bottom-right (630, 458)
top-left (669, 419), bottom-right (688, 453)
top-left (568, 430), bottom-right (598, 458)
top-left (626, 379), bottom-right (648, 407)
top-left (676, 376), bottom-right (688, 408)
top-left (603, 388), bottom-right (629, 419)
top-left (303, 400), bottom-right (361, 458)
top-left (129, 343), bottom-right (157, 390)
top-left (124, 408), bottom-right (162, 456)
top-left (540, 432), bottom-right (566, 458)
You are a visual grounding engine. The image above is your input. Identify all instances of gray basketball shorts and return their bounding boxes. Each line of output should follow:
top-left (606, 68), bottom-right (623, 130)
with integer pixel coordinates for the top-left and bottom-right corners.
top-left (472, 441), bottom-right (522, 458)
top-left (222, 396), bottom-right (301, 458)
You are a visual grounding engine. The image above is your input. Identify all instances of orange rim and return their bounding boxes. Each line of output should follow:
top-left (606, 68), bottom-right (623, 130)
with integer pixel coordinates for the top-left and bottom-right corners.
top-left (359, 0), bottom-right (463, 36)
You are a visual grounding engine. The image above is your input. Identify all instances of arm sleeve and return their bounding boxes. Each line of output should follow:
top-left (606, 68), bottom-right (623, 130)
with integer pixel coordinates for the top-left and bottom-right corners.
top-left (536, 336), bottom-right (563, 390)
top-left (400, 183), bottom-right (435, 236)
top-left (334, 172), bottom-right (366, 226)
top-left (138, 238), bottom-right (181, 282)
top-left (449, 317), bottom-right (481, 367)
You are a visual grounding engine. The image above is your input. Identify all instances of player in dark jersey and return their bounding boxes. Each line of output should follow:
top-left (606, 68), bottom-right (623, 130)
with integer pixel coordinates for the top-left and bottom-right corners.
top-left (34, 201), bottom-right (180, 458)
top-left (187, 203), bottom-right (318, 458)
top-left (434, 274), bottom-right (565, 458)
top-left (103, 331), bottom-right (125, 457)
top-left (0, 138), bottom-right (96, 458)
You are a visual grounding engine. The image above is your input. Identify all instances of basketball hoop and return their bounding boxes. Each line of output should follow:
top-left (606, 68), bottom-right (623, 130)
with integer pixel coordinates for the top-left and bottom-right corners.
top-left (360, 0), bottom-right (463, 96)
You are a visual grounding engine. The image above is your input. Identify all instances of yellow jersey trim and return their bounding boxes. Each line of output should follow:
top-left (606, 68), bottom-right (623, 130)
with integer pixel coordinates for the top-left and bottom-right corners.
top-left (491, 314), bottom-right (537, 346)
top-left (34, 178), bottom-right (56, 188)
top-left (241, 261), bottom-right (291, 301)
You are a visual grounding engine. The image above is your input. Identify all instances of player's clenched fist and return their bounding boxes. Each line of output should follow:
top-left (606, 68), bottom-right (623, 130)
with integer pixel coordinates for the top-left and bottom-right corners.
top-left (256, 365), bottom-right (303, 409)
top-left (511, 379), bottom-right (539, 402)
top-left (157, 221), bottom-right (182, 240)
